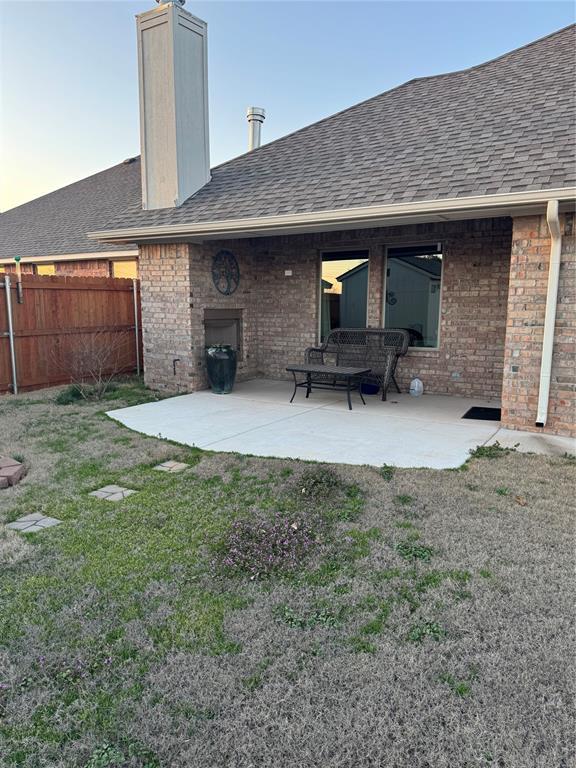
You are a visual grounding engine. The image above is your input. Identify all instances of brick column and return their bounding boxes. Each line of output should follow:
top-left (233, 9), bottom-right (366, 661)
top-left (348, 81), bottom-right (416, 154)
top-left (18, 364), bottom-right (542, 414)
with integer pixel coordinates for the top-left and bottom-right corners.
top-left (367, 245), bottom-right (384, 327)
top-left (501, 214), bottom-right (575, 437)
top-left (139, 242), bottom-right (200, 392)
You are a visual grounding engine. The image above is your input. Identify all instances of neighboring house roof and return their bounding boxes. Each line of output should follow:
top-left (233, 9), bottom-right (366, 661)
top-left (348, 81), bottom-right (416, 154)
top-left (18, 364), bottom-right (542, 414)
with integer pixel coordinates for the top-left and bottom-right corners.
top-left (97, 24), bottom-right (575, 235)
top-left (392, 255), bottom-right (443, 277)
top-left (0, 158), bottom-right (141, 259)
top-left (337, 262), bottom-right (369, 283)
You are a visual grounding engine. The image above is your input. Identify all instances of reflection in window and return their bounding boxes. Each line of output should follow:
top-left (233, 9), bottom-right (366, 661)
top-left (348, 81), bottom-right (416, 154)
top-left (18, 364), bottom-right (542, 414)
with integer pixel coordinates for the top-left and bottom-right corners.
top-left (36, 263), bottom-right (56, 276)
top-left (385, 245), bottom-right (442, 348)
top-left (111, 260), bottom-right (138, 279)
top-left (320, 251), bottom-right (369, 340)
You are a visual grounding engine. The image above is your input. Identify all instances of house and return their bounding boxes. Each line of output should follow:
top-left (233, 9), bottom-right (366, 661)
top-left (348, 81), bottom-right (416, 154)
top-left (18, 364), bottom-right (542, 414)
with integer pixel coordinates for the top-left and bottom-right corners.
top-left (383, 251), bottom-right (443, 347)
top-left (336, 262), bottom-right (369, 331)
top-left (0, 158), bottom-right (141, 277)
top-left (11, 1), bottom-right (576, 438)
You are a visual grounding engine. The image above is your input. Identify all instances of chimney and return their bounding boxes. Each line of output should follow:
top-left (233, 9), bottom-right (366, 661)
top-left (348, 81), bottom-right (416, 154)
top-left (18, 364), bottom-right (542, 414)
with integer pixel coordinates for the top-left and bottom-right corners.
top-left (136, 0), bottom-right (210, 210)
top-left (246, 107), bottom-right (266, 151)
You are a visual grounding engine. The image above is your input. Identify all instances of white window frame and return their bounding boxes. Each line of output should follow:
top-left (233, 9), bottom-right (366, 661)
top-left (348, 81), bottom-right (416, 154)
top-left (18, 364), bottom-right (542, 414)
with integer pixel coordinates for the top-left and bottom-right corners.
top-left (382, 242), bottom-right (443, 351)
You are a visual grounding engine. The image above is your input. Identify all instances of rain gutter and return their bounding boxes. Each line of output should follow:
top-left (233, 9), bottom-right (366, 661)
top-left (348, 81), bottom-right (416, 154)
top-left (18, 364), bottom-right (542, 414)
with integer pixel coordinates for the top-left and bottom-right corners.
top-left (87, 187), bottom-right (576, 244)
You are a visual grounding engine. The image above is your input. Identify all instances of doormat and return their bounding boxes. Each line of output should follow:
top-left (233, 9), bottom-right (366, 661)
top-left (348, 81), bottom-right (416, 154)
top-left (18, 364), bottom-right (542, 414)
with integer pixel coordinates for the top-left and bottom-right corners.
top-left (462, 406), bottom-right (501, 421)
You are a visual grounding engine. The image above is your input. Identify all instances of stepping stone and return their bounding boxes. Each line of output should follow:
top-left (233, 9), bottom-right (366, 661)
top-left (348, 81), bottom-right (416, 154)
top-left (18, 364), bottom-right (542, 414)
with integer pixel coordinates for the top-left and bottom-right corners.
top-left (0, 457), bottom-right (20, 468)
top-left (6, 513), bottom-right (62, 533)
top-left (153, 460), bottom-right (189, 473)
top-left (89, 484), bottom-right (136, 501)
top-left (0, 456), bottom-right (27, 487)
top-left (12, 512), bottom-right (44, 522)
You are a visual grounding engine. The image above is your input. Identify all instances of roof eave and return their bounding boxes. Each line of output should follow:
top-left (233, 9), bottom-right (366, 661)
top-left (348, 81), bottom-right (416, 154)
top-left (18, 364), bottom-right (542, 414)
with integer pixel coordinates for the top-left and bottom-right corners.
top-left (87, 187), bottom-right (576, 244)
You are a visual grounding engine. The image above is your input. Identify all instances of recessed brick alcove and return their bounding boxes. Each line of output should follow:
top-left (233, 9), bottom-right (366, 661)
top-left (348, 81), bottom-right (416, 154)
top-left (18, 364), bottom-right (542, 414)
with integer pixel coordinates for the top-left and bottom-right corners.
top-left (0, 457), bottom-right (27, 489)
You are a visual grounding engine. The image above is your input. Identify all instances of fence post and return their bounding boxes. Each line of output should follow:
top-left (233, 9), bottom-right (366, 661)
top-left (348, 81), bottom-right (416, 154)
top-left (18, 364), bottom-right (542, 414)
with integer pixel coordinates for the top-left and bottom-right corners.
top-left (3, 275), bottom-right (18, 394)
top-left (132, 278), bottom-right (141, 377)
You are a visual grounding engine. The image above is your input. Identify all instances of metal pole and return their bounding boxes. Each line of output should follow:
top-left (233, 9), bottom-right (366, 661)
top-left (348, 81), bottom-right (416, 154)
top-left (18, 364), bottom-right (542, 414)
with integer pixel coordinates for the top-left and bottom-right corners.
top-left (14, 257), bottom-right (24, 304)
top-left (4, 275), bottom-right (18, 394)
top-left (132, 278), bottom-right (141, 377)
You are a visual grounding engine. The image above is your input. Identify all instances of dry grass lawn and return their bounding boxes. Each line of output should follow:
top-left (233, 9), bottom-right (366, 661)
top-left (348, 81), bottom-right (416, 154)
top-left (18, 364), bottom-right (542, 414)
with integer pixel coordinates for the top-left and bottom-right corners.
top-left (0, 379), bottom-right (574, 768)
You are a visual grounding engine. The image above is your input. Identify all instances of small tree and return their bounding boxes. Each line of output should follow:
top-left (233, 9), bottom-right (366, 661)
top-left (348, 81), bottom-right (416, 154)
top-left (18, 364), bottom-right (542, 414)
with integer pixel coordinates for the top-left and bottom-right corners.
top-left (54, 330), bottom-right (132, 400)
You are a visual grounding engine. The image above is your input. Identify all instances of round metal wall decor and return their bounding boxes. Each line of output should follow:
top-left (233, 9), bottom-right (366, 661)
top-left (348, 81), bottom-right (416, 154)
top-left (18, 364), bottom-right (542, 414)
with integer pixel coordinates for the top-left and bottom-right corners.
top-left (212, 250), bottom-right (240, 295)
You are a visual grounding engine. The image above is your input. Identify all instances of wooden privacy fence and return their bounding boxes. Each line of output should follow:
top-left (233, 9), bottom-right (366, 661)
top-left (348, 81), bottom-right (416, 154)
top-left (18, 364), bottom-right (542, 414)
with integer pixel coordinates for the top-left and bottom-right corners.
top-left (0, 275), bottom-right (142, 394)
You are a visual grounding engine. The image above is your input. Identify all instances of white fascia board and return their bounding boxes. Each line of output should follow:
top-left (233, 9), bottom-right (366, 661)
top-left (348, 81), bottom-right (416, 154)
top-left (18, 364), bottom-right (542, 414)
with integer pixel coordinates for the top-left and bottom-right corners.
top-left (87, 187), bottom-right (576, 243)
top-left (0, 250), bottom-right (139, 265)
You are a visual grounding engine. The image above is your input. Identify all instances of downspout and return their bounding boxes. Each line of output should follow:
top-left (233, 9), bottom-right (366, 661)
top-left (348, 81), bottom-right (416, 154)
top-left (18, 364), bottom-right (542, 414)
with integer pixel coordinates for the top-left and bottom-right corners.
top-left (535, 200), bottom-right (562, 427)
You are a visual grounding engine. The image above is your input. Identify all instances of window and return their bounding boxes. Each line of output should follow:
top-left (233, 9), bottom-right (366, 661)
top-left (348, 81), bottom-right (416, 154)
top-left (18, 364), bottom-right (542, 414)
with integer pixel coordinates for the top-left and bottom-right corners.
top-left (385, 244), bottom-right (442, 348)
top-left (320, 250), bottom-right (369, 340)
top-left (36, 263), bottom-right (56, 276)
top-left (111, 260), bottom-right (138, 279)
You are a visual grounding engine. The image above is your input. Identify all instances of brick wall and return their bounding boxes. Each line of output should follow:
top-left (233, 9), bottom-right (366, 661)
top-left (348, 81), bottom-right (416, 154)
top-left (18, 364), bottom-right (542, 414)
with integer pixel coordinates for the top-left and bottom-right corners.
top-left (139, 243), bottom-right (195, 392)
top-left (252, 238), bottom-right (320, 379)
top-left (139, 242), bottom-right (260, 391)
top-left (501, 214), bottom-right (575, 436)
top-left (251, 217), bottom-right (512, 399)
top-left (188, 240), bottom-right (260, 386)
top-left (139, 217), bottom-right (513, 403)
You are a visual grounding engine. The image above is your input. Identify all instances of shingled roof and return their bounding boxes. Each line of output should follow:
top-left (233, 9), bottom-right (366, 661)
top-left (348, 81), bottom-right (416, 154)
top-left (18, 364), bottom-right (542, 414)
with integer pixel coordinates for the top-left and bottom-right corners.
top-left (2, 24), bottom-right (574, 258)
top-left (97, 24), bottom-right (575, 234)
top-left (0, 158), bottom-right (141, 259)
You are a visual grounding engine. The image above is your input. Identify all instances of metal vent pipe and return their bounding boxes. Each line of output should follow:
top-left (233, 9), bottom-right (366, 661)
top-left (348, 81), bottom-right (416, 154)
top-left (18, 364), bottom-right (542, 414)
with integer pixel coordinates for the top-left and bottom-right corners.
top-left (246, 107), bottom-right (266, 151)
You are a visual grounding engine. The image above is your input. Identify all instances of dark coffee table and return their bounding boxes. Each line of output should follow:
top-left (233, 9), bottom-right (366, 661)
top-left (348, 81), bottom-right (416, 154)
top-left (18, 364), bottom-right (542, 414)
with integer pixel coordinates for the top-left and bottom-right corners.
top-left (286, 364), bottom-right (371, 410)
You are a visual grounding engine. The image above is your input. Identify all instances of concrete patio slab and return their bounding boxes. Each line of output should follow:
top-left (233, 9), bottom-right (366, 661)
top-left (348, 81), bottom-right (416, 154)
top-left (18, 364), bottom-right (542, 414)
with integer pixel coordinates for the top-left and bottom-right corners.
top-left (107, 391), bottom-right (313, 448)
top-left (108, 379), bottom-right (507, 469)
top-left (486, 428), bottom-right (575, 456)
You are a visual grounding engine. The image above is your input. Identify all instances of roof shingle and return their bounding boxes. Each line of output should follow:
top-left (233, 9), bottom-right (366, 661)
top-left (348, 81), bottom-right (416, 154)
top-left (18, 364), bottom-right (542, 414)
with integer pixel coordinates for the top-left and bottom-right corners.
top-left (0, 159), bottom-right (141, 259)
top-left (102, 24), bottom-right (575, 233)
top-left (2, 24), bottom-right (574, 257)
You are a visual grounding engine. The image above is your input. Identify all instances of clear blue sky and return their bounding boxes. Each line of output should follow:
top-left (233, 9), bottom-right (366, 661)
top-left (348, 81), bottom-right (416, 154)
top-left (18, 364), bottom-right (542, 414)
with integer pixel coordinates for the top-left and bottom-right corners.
top-left (1, 0), bottom-right (573, 210)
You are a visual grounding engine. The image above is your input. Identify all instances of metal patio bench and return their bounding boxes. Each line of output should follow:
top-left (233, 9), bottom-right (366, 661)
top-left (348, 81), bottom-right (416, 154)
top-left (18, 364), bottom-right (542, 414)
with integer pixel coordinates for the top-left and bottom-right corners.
top-left (304, 328), bottom-right (409, 401)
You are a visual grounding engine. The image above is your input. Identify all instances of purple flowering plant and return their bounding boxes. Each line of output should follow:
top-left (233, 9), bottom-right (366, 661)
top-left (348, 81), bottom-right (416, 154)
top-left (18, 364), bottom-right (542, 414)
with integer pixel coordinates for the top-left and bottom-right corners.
top-left (217, 511), bottom-right (319, 579)
top-left (213, 467), bottom-right (363, 579)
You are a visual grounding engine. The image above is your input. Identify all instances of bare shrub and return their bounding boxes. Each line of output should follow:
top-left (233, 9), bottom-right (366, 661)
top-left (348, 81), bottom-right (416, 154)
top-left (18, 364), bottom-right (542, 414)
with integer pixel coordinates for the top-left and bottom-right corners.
top-left (53, 331), bottom-right (132, 401)
top-left (298, 466), bottom-right (342, 498)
